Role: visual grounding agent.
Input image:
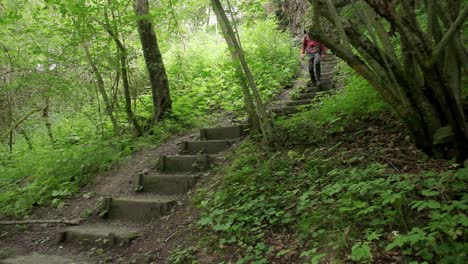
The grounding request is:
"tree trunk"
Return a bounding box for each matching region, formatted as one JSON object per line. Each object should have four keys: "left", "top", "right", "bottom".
{"left": 18, "top": 128, "right": 33, "bottom": 150}
{"left": 211, "top": 0, "right": 275, "bottom": 143}
{"left": 117, "top": 44, "right": 143, "bottom": 137}
{"left": 306, "top": 0, "right": 468, "bottom": 159}
{"left": 43, "top": 97, "right": 55, "bottom": 144}
{"left": 83, "top": 45, "right": 120, "bottom": 134}
{"left": 102, "top": 19, "right": 143, "bottom": 136}
{"left": 133, "top": 0, "right": 172, "bottom": 122}
{"left": 7, "top": 92, "right": 13, "bottom": 153}
{"left": 211, "top": 1, "right": 260, "bottom": 132}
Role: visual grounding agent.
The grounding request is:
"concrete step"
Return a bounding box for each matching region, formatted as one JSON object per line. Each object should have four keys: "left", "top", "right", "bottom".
{"left": 102, "top": 195, "right": 178, "bottom": 222}
{"left": 296, "top": 91, "right": 318, "bottom": 100}
{"left": 180, "top": 140, "right": 235, "bottom": 154}
{"left": 58, "top": 224, "right": 139, "bottom": 247}
{"left": 136, "top": 173, "right": 200, "bottom": 195}
{"left": 272, "top": 106, "right": 301, "bottom": 116}
{"left": 200, "top": 125, "right": 247, "bottom": 140}
{"left": 303, "top": 80, "right": 333, "bottom": 89}
{"left": 286, "top": 99, "right": 312, "bottom": 107}
{"left": 320, "top": 65, "right": 336, "bottom": 70}
{"left": 0, "top": 253, "right": 88, "bottom": 264}
{"left": 157, "top": 155, "right": 213, "bottom": 173}
{"left": 321, "top": 71, "right": 334, "bottom": 76}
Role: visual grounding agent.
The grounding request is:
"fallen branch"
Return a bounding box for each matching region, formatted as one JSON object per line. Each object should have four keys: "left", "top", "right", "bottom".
{"left": 0, "top": 218, "right": 84, "bottom": 225}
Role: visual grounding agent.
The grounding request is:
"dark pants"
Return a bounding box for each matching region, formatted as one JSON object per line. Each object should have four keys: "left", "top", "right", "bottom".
{"left": 307, "top": 52, "right": 321, "bottom": 83}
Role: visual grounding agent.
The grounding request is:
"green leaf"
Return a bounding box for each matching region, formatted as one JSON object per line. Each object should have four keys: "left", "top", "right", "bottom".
{"left": 198, "top": 216, "right": 212, "bottom": 226}
{"left": 350, "top": 242, "right": 372, "bottom": 262}
{"left": 426, "top": 200, "right": 441, "bottom": 209}
{"left": 421, "top": 189, "right": 439, "bottom": 197}
{"left": 213, "top": 222, "right": 231, "bottom": 231}
{"left": 311, "top": 253, "right": 327, "bottom": 264}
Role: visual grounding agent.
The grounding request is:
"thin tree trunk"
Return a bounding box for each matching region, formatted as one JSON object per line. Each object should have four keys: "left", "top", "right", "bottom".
{"left": 7, "top": 92, "right": 13, "bottom": 153}
{"left": 133, "top": 0, "right": 172, "bottom": 122}
{"left": 18, "top": 128, "right": 33, "bottom": 150}
{"left": 211, "top": 0, "right": 275, "bottom": 143}
{"left": 117, "top": 44, "right": 143, "bottom": 136}
{"left": 102, "top": 18, "right": 143, "bottom": 136}
{"left": 43, "top": 97, "right": 55, "bottom": 144}
{"left": 212, "top": 1, "right": 260, "bottom": 131}
{"left": 83, "top": 45, "right": 120, "bottom": 134}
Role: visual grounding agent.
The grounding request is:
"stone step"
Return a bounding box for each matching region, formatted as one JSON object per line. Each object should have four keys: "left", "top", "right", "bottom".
{"left": 322, "top": 59, "right": 337, "bottom": 64}
{"left": 320, "top": 64, "right": 336, "bottom": 70}
{"left": 0, "top": 253, "right": 89, "bottom": 264}
{"left": 303, "top": 80, "right": 333, "bottom": 89}
{"left": 319, "top": 71, "right": 334, "bottom": 77}
{"left": 286, "top": 99, "right": 312, "bottom": 107}
{"left": 157, "top": 155, "right": 213, "bottom": 173}
{"left": 200, "top": 125, "right": 247, "bottom": 140}
{"left": 180, "top": 140, "right": 235, "bottom": 154}
{"left": 102, "top": 195, "right": 178, "bottom": 222}
{"left": 271, "top": 106, "right": 301, "bottom": 116}
{"left": 136, "top": 173, "right": 200, "bottom": 195}
{"left": 57, "top": 224, "right": 139, "bottom": 247}
{"left": 296, "top": 91, "right": 318, "bottom": 100}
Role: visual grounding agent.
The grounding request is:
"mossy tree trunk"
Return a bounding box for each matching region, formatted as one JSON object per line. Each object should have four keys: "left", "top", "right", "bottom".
{"left": 133, "top": 0, "right": 172, "bottom": 122}
{"left": 308, "top": 0, "right": 468, "bottom": 159}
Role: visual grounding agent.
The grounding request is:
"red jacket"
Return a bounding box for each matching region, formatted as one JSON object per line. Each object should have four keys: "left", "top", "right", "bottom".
{"left": 301, "top": 36, "right": 327, "bottom": 55}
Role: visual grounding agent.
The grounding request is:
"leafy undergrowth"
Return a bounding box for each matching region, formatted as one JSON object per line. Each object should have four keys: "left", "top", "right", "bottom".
{"left": 0, "top": 120, "right": 187, "bottom": 217}
{"left": 194, "top": 67, "right": 467, "bottom": 263}
{"left": 0, "top": 19, "right": 298, "bottom": 218}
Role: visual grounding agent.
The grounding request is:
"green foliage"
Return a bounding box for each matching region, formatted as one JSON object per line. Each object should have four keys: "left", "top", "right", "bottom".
{"left": 0, "top": 138, "right": 118, "bottom": 216}
{"left": 0, "top": 118, "right": 186, "bottom": 217}
{"left": 0, "top": 6, "right": 298, "bottom": 217}
{"left": 165, "top": 19, "right": 298, "bottom": 120}
{"left": 196, "top": 139, "right": 467, "bottom": 262}
{"left": 278, "top": 62, "right": 389, "bottom": 144}
{"left": 168, "top": 247, "right": 199, "bottom": 264}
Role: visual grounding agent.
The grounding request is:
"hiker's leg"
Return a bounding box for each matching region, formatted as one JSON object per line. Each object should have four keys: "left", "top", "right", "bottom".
{"left": 308, "top": 55, "right": 316, "bottom": 83}
{"left": 314, "top": 53, "right": 321, "bottom": 84}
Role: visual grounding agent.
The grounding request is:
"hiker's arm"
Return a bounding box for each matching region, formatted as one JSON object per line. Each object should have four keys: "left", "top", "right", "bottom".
{"left": 321, "top": 43, "right": 327, "bottom": 58}
{"left": 301, "top": 38, "right": 306, "bottom": 58}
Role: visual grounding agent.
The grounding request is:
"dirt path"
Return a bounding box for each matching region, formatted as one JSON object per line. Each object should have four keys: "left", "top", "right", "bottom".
{"left": 0, "top": 56, "right": 339, "bottom": 264}
{"left": 0, "top": 126, "right": 246, "bottom": 263}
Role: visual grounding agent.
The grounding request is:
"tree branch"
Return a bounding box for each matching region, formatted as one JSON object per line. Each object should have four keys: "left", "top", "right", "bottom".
{"left": 430, "top": 4, "right": 468, "bottom": 65}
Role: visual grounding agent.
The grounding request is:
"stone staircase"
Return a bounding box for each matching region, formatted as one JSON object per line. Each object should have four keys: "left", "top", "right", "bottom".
{"left": 1, "top": 125, "right": 248, "bottom": 263}
{"left": 57, "top": 125, "right": 247, "bottom": 248}
{"left": 270, "top": 55, "right": 338, "bottom": 116}
{"left": 1, "top": 57, "right": 338, "bottom": 264}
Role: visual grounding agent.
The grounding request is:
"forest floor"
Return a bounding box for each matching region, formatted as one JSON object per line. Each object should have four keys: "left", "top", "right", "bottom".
{"left": 1, "top": 59, "right": 464, "bottom": 264}
{"left": 0, "top": 58, "right": 325, "bottom": 264}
